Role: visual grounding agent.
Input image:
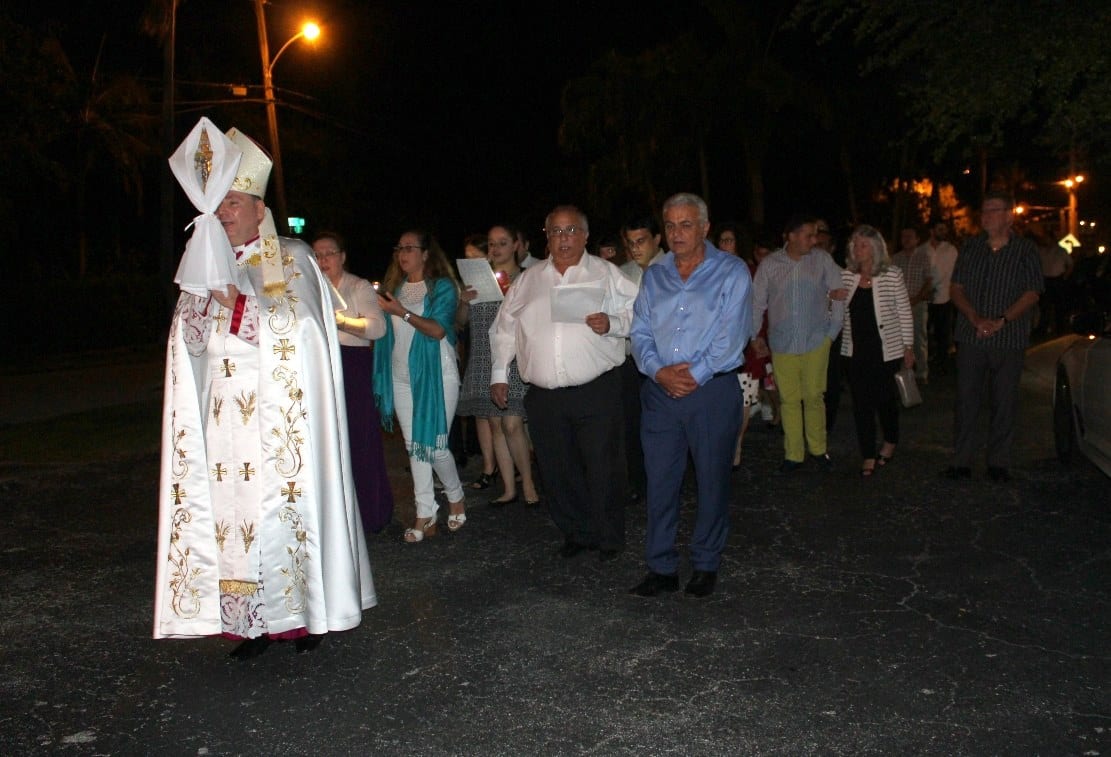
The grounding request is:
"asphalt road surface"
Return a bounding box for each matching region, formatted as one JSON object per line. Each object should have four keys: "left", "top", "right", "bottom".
{"left": 0, "top": 343, "right": 1106, "bottom": 755}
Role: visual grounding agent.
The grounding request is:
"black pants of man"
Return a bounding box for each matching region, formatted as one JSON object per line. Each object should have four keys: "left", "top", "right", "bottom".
{"left": 929, "top": 302, "right": 953, "bottom": 367}
{"left": 953, "top": 344, "right": 1025, "bottom": 469}
{"left": 524, "top": 368, "right": 626, "bottom": 550}
{"left": 620, "top": 359, "right": 647, "bottom": 501}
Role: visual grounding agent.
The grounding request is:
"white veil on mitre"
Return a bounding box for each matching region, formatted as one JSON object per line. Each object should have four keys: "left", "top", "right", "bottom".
{"left": 168, "top": 117, "right": 243, "bottom": 297}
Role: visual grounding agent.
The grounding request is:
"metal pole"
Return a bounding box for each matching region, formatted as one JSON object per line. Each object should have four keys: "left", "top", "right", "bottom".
{"left": 253, "top": 0, "right": 289, "bottom": 234}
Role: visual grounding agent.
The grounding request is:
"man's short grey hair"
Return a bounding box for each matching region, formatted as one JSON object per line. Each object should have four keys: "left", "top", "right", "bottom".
{"left": 662, "top": 193, "right": 709, "bottom": 224}
{"left": 545, "top": 205, "right": 590, "bottom": 234}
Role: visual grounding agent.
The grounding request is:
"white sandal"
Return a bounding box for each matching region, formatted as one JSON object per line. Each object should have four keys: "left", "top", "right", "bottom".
{"left": 447, "top": 500, "right": 467, "bottom": 532}
{"left": 404, "top": 516, "right": 437, "bottom": 543}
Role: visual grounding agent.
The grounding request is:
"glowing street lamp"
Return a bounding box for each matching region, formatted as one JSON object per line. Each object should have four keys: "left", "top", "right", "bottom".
{"left": 1061, "top": 174, "right": 1085, "bottom": 238}
{"left": 254, "top": 1, "right": 321, "bottom": 233}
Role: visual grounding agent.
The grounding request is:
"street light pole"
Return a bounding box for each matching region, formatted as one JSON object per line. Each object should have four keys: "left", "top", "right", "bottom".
{"left": 1063, "top": 175, "right": 1084, "bottom": 239}
{"left": 253, "top": 0, "right": 287, "bottom": 233}
{"left": 252, "top": 3, "right": 320, "bottom": 236}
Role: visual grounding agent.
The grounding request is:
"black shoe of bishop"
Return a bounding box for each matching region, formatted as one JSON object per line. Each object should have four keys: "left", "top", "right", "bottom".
{"left": 295, "top": 634, "right": 324, "bottom": 653}
{"left": 229, "top": 636, "right": 272, "bottom": 660}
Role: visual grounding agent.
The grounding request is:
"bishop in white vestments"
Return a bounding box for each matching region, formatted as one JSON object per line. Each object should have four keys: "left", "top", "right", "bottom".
{"left": 153, "top": 118, "right": 376, "bottom": 658}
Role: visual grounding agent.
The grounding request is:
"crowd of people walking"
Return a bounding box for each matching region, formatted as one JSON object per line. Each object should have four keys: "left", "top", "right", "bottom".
{"left": 154, "top": 117, "right": 1044, "bottom": 658}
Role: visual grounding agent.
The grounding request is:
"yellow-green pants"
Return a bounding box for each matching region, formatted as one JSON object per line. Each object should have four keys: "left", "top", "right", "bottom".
{"left": 771, "top": 338, "right": 830, "bottom": 462}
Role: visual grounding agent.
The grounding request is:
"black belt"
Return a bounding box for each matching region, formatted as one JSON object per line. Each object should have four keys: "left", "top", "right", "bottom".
{"left": 711, "top": 368, "right": 740, "bottom": 379}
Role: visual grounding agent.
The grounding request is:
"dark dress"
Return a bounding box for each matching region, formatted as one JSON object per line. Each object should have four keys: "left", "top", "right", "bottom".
{"left": 341, "top": 345, "right": 395, "bottom": 533}
{"left": 843, "top": 286, "right": 900, "bottom": 458}
{"left": 457, "top": 282, "right": 527, "bottom": 418}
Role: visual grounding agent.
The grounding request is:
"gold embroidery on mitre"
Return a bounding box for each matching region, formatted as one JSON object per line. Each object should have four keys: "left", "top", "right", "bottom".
{"left": 240, "top": 520, "right": 256, "bottom": 554}
{"left": 194, "top": 126, "right": 213, "bottom": 192}
{"left": 234, "top": 390, "right": 257, "bottom": 425}
{"left": 215, "top": 519, "right": 230, "bottom": 551}
{"left": 219, "top": 579, "right": 260, "bottom": 597}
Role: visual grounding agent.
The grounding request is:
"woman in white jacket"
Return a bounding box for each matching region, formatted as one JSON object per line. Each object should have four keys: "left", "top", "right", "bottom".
{"left": 840, "top": 225, "right": 915, "bottom": 476}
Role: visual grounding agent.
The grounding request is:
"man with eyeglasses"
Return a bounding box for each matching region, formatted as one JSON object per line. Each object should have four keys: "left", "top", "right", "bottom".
{"left": 944, "top": 191, "right": 1042, "bottom": 483}
{"left": 490, "top": 205, "right": 639, "bottom": 561}
{"left": 628, "top": 193, "right": 752, "bottom": 599}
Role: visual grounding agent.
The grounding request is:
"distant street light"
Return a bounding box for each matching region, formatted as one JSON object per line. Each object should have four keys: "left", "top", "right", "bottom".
{"left": 253, "top": 0, "right": 321, "bottom": 233}
{"left": 1061, "top": 174, "right": 1085, "bottom": 239}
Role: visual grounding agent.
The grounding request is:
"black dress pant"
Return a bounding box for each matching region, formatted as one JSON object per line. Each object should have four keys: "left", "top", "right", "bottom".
{"left": 524, "top": 368, "right": 626, "bottom": 550}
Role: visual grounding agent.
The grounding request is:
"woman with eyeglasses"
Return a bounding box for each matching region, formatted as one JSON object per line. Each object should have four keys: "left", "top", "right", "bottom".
{"left": 456, "top": 224, "right": 541, "bottom": 508}
{"left": 311, "top": 231, "right": 394, "bottom": 534}
{"left": 373, "top": 230, "right": 467, "bottom": 542}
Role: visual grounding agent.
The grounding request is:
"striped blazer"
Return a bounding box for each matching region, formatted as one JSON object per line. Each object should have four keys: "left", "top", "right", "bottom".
{"left": 839, "top": 268, "right": 914, "bottom": 362}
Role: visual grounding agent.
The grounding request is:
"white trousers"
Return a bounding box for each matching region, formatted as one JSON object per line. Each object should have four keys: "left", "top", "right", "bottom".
{"left": 393, "top": 375, "right": 464, "bottom": 518}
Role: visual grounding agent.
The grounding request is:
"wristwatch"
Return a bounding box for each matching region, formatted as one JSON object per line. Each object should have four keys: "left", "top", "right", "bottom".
{"left": 403, "top": 311, "right": 412, "bottom": 323}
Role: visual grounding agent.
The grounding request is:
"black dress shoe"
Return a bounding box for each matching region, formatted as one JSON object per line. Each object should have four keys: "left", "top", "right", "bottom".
{"left": 987, "top": 466, "right": 1011, "bottom": 482}
{"left": 684, "top": 570, "right": 717, "bottom": 598}
{"left": 598, "top": 547, "right": 623, "bottom": 562}
{"left": 229, "top": 636, "right": 272, "bottom": 660}
{"left": 295, "top": 634, "right": 323, "bottom": 653}
{"left": 942, "top": 466, "right": 972, "bottom": 480}
{"left": 629, "top": 571, "right": 679, "bottom": 597}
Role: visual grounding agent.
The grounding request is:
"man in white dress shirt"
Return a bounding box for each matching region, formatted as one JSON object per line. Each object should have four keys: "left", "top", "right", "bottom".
{"left": 490, "top": 205, "right": 639, "bottom": 560}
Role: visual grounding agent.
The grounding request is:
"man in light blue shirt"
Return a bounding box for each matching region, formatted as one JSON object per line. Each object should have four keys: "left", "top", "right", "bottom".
{"left": 629, "top": 193, "right": 752, "bottom": 599}
{"left": 750, "top": 214, "right": 845, "bottom": 473}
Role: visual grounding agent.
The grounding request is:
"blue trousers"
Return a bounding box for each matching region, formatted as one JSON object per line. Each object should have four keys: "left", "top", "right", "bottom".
{"left": 641, "top": 373, "right": 742, "bottom": 574}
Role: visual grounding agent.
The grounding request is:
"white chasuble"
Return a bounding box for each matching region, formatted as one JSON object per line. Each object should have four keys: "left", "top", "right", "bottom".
{"left": 153, "top": 237, "right": 377, "bottom": 639}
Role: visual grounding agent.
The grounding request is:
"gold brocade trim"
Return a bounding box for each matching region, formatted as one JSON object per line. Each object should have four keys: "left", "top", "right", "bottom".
{"left": 215, "top": 520, "right": 230, "bottom": 552}
{"left": 278, "top": 504, "right": 309, "bottom": 613}
{"left": 270, "top": 366, "right": 305, "bottom": 478}
{"left": 240, "top": 520, "right": 256, "bottom": 554}
{"left": 168, "top": 508, "right": 201, "bottom": 618}
{"left": 220, "top": 579, "right": 260, "bottom": 597}
{"left": 234, "top": 390, "right": 257, "bottom": 425}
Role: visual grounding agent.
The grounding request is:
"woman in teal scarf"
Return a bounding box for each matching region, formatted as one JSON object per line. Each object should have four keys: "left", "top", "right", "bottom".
{"left": 374, "top": 230, "right": 466, "bottom": 542}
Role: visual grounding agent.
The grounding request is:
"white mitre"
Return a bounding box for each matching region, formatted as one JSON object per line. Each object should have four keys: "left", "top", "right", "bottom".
{"left": 168, "top": 117, "right": 242, "bottom": 297}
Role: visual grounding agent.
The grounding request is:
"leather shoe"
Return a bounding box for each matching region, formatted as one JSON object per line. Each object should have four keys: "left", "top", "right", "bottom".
{"left": 987, "top": 466, "right": 1011, "bottom": 482}
{"left": 629, "top": 571, "right": 679, "bottom": 597}
{"left": 598, "top": 547, "right": 622, "bottom": 562}
{"left": 295, "top": 634, "right": 323, "bottom": 653}
{"left": 685, "top": 570, "right": 717, "bottom": 598}
{"left": 942, "top": 466, "right": 971, "bottom": 480}
{"left": 229, "top": 636, "right": 272, "bottom": 660}
{"left": 775, "top": 459, "right": 804, "bottom": 476}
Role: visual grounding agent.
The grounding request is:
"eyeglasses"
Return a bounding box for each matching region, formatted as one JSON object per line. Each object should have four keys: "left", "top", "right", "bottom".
{"left": 544, "top": 226, "right": 583, "bottom": 238}
{"left": 314, "top": 249, "right": 342, "bottom": 260}
{"left": 393, "top": 244, "right": 423, "bottom": 253}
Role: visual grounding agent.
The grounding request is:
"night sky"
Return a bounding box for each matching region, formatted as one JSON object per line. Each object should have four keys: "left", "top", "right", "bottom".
{"left": 8, "top": 0, "right": 1105, "bottom": 280}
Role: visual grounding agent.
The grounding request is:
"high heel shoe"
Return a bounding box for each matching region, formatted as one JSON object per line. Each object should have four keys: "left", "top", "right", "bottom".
{"left": 877, "top": 445, "right": 896, "bottom": 467}
{"left": 468, "top": 467, "right": 498, "bottom": 490}
{"left": 447, "top": 500, "right": 467, "bottom": 531}
{"left": 404, "top": 514, "right": 438, "bottom": 543}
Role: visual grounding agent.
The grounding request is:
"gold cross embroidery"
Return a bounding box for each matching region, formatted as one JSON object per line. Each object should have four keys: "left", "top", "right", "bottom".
{"left": 240, "top": 462, "right": 255, "bottom": 481}
{"left": 221, "top": 358, "right": 236, "bottom": 377}
{"left": 171, "top": 483, "right": 186, "bottom": 505}
{"left": 213, "top": 309, "right": 229, "bottom": 333}
{"left": 282, "top": 481, "right": 302, "bottom": 503}
{"left": 273, "top": 339, "right": 295, "bottom": 360}
{"left": 211, "top": 463, "right": 227, "bottom": 482}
